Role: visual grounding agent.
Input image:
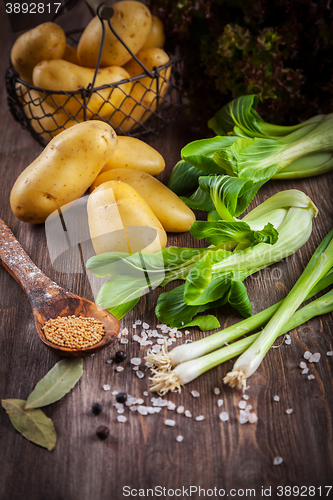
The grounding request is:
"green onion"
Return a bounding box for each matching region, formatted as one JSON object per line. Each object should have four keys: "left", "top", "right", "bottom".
{"left": 149, "top": 287, "right": 333, "bottom": 395}
{"left": 146, "top": 269, "right": 333, "bottom": 371}
{"left": 224, "top": 229, "right": 333, "bottom": 389}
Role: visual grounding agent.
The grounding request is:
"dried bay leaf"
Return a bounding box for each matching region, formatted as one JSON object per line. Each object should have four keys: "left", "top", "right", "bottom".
{"left": 2, "top": 399, "right": 56, "bottom": 451}
{"left": 25, "top": 358, "right": 83, "bottom": 409}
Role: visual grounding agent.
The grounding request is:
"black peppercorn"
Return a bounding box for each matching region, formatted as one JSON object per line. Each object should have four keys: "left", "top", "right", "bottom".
{"left": 115, "top": 350, "right": 127, "bottom": 362}
{"left": 91, "top": 402, "right": 103, "bottom": 415}
{"left": 96, "top": 425, "right": 109, "bottom": 440}
{"left": 116, "top": 392, "right": 127, "bottom": 404}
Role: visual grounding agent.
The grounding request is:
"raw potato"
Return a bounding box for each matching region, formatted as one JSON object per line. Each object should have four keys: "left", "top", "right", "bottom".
{"left": 77, "top": 1, "right": 152, "bottom": 68}
{"left": 62, "top": 44, "right": 79, "bottom": 65}
{"left": 11, "top": 22, "right": 66, "bottom": 84}
{"left": 32, "top": 60, "right": 131, "bottom": 118}
{"left": 16, "top": 85, "right": 78, "bottom": 141}
{"left": 10, "top": 121, "right": 117, "bottom": 224}
{"left": 90, "top": 169, "right": 196, "bottom": 232}
{"left": 123, "top": 47, "right": 170, "bottom": 105}
{"left": 87, "top": 180, "right": 167, "bottom": 254}
{"left": 141, "top": 15, "right": 166, "bottom": 49}
{"left": 100, "top": 136, "right": 165, "bottom": 176}
{"left": 109, "top": 48, "right": 171, "bottom": 132}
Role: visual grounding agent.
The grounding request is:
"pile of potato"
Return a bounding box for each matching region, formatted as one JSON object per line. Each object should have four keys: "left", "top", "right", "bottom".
{"left": 11, "top": 1, "right": 169, "bottom": 139}
{"left": 10, "top": 122, "right": 195, "bottom": 255}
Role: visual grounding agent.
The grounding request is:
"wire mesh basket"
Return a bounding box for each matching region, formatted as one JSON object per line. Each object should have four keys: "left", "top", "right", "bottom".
{"left": 5, "top": 5, "right": 183, "bottom": 146}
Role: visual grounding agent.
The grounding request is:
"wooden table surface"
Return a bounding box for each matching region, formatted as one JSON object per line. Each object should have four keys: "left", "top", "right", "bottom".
{"left": 1, "top": 3, "right": 333, "bottom": 500}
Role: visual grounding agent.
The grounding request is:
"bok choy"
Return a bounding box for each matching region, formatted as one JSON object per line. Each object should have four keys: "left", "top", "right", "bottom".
{"left": 86, "top": 190, "right": 317, "bottom": 328}
{"left": 168, "top": 95, "right": 333, "bottom": 215}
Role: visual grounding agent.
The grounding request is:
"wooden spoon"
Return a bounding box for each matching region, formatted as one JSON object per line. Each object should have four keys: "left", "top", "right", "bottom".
{"left": 0, "top": 219, "right": 119, "bottom": 357}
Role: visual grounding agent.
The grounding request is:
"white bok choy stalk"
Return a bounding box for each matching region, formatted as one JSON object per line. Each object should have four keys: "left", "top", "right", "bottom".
{"left": 145, "top": 269, "right": 333, "bottom": 371}
{"left": 149, "top": 288, "right": 333, "bottom": 395}
{"left": 224, "top": 228, "right": 333, "bottom": 390}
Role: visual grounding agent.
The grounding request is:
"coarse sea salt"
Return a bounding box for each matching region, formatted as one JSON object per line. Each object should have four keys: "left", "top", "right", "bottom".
{"left": 214, "top": 388, "right": 220, "bottom": 395}
{"left": 191, "top": 390, "right": 200, "bottom": 398}
{"left": 131, "top": 357, "right": 141, "bottom": 365}
{"left": 103, "top": 384, "right": 110, "bottom": 391}
{"left": 132, "top": 366, "right": 139, "bottom": 371}
{"left": 302, "top": 367, "right": 309, "bottom": 374}
{"left": 137, "top": 398, "right": 144, "bottom": 405}
{"left": 117, "top": 415, "right": 127, "bottom": 423}
{"left": 195, "top": 415, "right": 205, "bottom": 421}
{"left": 143, "top": 391, "right": 148, "bottom": 396}
{"left": 137, "top": 406, "right": 148, "bottom": 415}
{"left": 248, "top": 413, "right": 258, "bottom": 424}
{"left": 176, "top": 435, "right": 184, "bottom": 442}
{"left": 168, "top": 402, "right": 176, "bottom": 411}
{"left": 238, "top": 401, "right": 247, "bottom": 410}
{"left": 327, "top": 351, "right": 333, "bottom": 356}
{"left": 239, "top": 410, "right": 249, "bottom": 424}
{"left": 273, "top": 395, "right": 280, "bottom": 402}
{"left": 217, "top": 399, "right": 223, "bottom": 407}
{"left": 136, "top": 371, "right": 144, "bottom": 379}
{"left": 286, "top": 408, "right": 293, "bottom": 415}
{"left": 304, "top": 351, "right": 312, "bottom": 360}
{"left": 106, "top": 360, "right": 113, "bottom": 364}
{"left": 219, "top": 412, "right": 229, "bottom": 422}
{"left": 112, "top": 390, "right": 118, "bottom": 395}
{"left": 273, "top": 456, "right": 283, "bottom": 466}
{"left": 242, "top": 394, "right": 249, "bottom": 400}
{"left": 185, "top": 410, "right": 192, "bottom": 418}
{"left": 308, "top": 374, "right": 315, "bottom": 380}
{"left": 142, "top": 322, "right": 150, "bottom": 329}
{"left": 120, "top": 338, "right": 128, "bottom": 344}
{"left": 165, "top": 419, "right": 176, "bottom": 427}
{"left": 299, "top": 361, "right": 307, "bottom": 369}
{"left": 177, "top": 406, "right": 185, "bottom": 414}
{"left": 309, "top": 352, "right": 321, "bottom": 363}
{"left": 116, "top": 366, "right": 124, "bottom": 372}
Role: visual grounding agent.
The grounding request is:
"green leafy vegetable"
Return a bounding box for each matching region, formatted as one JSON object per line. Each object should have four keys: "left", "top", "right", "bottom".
{"left": 190, "top": 220, "right": 278, "bottom": 247}
{"left": 179, "top": 315, "right": 220, "bottom": 331}
{"left": 25, "top": 359, "right": 83, "bottom": 409}
{"left": 167, "top": 160, "right": 203, "bottom": 196}
{"left": 156, "top": 192, "right": 317, "bottom": 326}
{"left": 181, "top": 136, "right": 236, "bottom": 173}
{"left": 198, "top": 175, "right": 266, "bottom": 220}
{"left": 210, "top": 95, "right": 333, "bottom": 183}
{"left": 87, "top": 190, "right": 317, "bottom": 328}
{"left": 2, "top": 399, "right": 56, "bottom": 451}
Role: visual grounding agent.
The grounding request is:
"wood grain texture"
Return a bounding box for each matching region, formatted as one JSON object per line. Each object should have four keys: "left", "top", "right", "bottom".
{"left": 0, "top": 3, "right": 332, "bottom": 500}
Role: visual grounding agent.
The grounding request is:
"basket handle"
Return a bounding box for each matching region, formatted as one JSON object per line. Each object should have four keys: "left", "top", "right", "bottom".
{"left": 85, "top": 0, "right": 155, "bottom": 80}
{"left": 85, "top": 0, "right": 114, "bottom": 19}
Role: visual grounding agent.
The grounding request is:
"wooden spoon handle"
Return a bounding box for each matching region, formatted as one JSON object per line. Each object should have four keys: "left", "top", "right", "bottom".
{"left": 0, "top": 219, "right": 64, "bottom": 300}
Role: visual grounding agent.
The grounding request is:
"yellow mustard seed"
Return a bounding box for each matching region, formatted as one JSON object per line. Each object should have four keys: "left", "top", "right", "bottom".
{"left": 42, "top": 315, "right": 105, "bottom": 349}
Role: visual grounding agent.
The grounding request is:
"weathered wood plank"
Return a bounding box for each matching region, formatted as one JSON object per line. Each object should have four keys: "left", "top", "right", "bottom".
{"left": 0, "top": 3, "right": 332, "bottom": 500}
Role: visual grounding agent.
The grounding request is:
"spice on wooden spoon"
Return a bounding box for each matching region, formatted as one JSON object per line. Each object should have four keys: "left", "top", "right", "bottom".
{"left": 0, "top": 219, "right": 119, "bottom": 356}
